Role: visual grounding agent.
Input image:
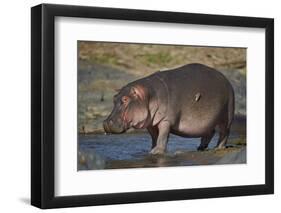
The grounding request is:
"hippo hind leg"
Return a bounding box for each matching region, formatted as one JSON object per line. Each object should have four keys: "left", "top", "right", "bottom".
{"left": 198, "top": 130, "right": 215, "bottom": 151}
{"left": 215, "top": 124, "right": 230, "bottom": 149}
{"left": 216, "top": 89, "right": 234, "bottom": 150}
{"left": 215, "top": 104, "right": 233, "bottom": 149}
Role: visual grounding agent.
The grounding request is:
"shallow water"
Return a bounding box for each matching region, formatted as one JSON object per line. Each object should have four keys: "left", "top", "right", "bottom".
{"left": 78, "top": 132, "right": 240, "bottom": 162}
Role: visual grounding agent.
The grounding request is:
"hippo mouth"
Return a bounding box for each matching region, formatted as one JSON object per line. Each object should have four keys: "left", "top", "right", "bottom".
{"left": 103, "top": 120, "right": 128, "bottom": 134}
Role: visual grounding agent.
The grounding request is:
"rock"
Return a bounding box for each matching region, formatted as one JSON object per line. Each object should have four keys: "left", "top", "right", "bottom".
{"left": 78, "top": 149, "right": 106, "bottom": 170}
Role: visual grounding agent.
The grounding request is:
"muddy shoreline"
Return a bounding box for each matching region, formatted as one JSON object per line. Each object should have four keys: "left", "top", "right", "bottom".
{"left": 105, "top": 146, "right": 246, "bottom": 169}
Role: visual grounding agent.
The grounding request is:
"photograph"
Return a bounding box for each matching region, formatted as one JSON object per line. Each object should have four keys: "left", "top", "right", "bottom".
{"left": 30, "top": 3, "right": 274, "bottom": 209}
{"left": 77, "top": 41, "right": 247, "bottom": 170}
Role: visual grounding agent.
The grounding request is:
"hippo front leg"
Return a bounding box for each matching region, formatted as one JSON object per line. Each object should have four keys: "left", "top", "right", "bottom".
{"left": 150, "top": 121, "right": 170, "bottom": 155}
{"left": 147, "top": 126, "right": 158, "bottom": 149}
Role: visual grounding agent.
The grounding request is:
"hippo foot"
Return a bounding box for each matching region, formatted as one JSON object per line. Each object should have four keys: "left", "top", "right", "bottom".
{"left": 197, "top": 145, "right": 208, "bottom": 151}
{"left": 150, "top": 147, "right": 166, "bottom": 155}
{"left": 214, "top": 145, "right": 226, "bottom": 151}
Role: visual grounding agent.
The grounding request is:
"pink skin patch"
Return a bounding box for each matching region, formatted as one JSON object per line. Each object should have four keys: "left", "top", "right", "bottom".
{"left": 130, "top": 85, "right": 147, "bottom": 101}
{"left": 120, "top": 97, "right": 130, "bottom": 127}
{"left": 113, "top": 85, "right": 149, "bottom": 130}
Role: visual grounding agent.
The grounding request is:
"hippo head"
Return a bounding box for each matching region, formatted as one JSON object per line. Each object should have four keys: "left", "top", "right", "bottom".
{"left": 103, "top": 84, "right": 150, "bottom": 134}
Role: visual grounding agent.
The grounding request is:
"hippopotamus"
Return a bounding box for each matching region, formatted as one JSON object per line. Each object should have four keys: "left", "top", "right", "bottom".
{"left": 103, "top": 63, "right": 235, "bottom": 155}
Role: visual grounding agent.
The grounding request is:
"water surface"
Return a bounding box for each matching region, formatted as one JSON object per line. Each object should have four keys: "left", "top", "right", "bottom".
{"left": 78, "top": 132, "right": 244, "bottom": 170}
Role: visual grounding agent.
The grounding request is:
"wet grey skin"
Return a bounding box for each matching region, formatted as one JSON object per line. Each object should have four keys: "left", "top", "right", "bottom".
{"left": 103, "top": 63, "right": 235, "bottom": 155}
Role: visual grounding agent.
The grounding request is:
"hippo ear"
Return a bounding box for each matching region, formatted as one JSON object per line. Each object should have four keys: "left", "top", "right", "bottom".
{"left": 130, "top": 85, "right": 147, "bottom": 101}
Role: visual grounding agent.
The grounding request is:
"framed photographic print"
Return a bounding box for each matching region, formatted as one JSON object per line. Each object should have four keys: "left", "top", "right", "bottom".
{"left": 31, "top": 3, "right": 274, "bottom": 209}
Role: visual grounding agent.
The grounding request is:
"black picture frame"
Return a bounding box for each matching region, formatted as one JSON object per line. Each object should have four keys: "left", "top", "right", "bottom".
{"left": 31, "top": 3, "right": 274, "bottom": 209}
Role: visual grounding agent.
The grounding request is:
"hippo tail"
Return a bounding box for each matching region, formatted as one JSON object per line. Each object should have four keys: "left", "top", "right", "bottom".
{"left": 227, "top": 85, "right": 235, "bottom": 129}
